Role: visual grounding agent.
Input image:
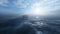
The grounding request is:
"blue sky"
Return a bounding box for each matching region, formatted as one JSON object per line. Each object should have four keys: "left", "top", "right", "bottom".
{"left": 0, "top": 0, "right": 60, "bottom": 15}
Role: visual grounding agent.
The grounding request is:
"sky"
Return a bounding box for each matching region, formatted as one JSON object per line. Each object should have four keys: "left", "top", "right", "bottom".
{"left": 0, "top": 0, "right": 60, "bottom": 16}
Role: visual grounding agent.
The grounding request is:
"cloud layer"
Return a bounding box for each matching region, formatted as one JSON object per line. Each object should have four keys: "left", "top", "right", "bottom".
{"left": 0, "top": 0, "right": 8, "bottom": 6}
{"left": 0, "top": 0, "right": 60, "bottom": 15}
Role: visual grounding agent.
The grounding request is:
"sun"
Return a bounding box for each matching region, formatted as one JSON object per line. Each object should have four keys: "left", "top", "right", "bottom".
{"left": 31, "top": 2, "right": 44, "bottom": 15}
{"left": 32, "top": 8, "right": 41, "bottom": 15}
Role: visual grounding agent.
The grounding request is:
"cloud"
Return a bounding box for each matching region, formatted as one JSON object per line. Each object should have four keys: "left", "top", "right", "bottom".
{"left": 0, "top": 0, "right": 8, "bottom": 6}
{"left": 0, "top": 0, "right": 59, "bottom": 16}
{"left": 40, "top": 0, "right": 60, "bottom": 11}
{"left": 23, "top": 0, "right": 60, "bottom": 12}
{"left": 13, "top": 0, "right": 30, "bottom": 8}
{"left": 26, "top": 0, "right": 60, "bottom": 16}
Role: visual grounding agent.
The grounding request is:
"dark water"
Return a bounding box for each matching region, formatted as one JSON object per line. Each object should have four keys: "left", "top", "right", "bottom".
{"left": 0, "top": 15, "right": 60, "bottom": 34}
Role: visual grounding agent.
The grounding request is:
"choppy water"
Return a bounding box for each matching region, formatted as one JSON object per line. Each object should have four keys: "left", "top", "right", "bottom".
{"left": 0, "top": 15, "right": 60, "bottom": 34}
